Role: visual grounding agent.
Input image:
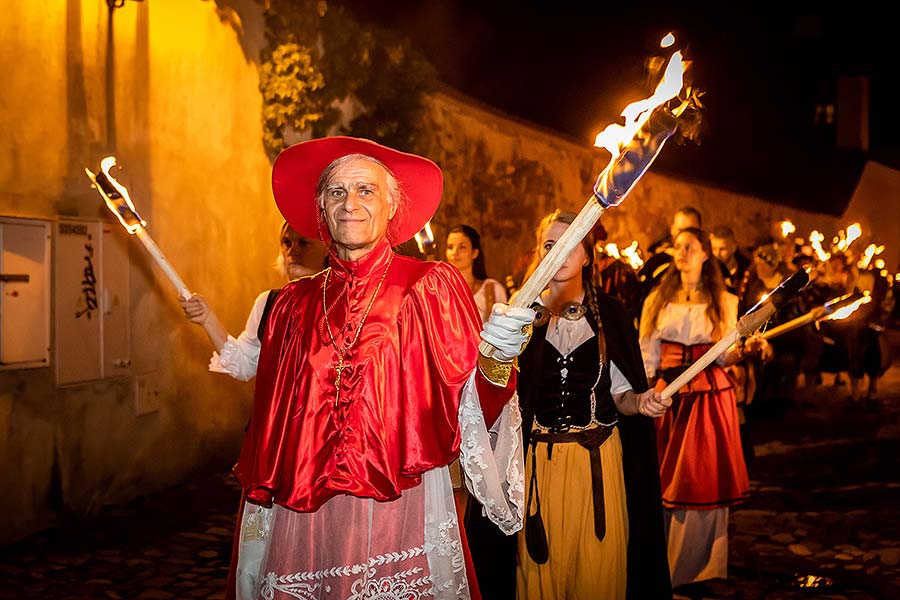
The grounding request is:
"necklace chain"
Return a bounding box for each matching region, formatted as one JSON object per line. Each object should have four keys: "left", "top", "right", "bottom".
{"left": 321, "top": 252, "right": 394, "bottom": 406}
{"left": 683, "top": 282, "right": 703, "bottom": 301}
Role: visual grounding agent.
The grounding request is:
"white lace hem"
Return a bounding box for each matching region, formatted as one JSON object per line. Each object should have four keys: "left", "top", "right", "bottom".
{"left": 235, "top": 469, "right": 470, "bottom": 599}
{"left": 458, "top": 371, "right": 525, "bottom": 535}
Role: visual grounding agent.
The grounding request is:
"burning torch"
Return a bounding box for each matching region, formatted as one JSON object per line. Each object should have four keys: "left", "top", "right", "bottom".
{"left": 85, "top": 157, "right": 192, "bottom": 301}
{"left": 480, "top": 39, "right": 694, "bottom": 357}
{"left": 414, "top": 221, "right": 436, "bottom": 261}
{"left": 760, "top": 292, "right": 872, "bottom": 340}
{"left": 660, "top": 268, "right": 811, "bottom": 400}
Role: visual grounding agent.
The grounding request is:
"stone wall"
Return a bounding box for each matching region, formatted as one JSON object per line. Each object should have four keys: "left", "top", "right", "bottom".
{"left": 420, "top": 88, "right": 841, "bottom": 284}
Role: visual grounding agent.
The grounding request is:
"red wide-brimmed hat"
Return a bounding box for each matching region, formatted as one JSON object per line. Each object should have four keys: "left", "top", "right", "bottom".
{"left": 271, "top": 136, "right": 443, "bottom": 246}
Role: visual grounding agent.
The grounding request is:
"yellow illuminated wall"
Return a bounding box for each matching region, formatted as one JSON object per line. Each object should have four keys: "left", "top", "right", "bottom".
{"left": 0, "top": 0, "right": 281, "bottom": 545}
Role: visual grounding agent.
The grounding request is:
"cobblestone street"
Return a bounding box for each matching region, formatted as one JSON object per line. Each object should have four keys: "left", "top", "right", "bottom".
{"left": 2, "top": 329, "right": 899, "bottom": 600}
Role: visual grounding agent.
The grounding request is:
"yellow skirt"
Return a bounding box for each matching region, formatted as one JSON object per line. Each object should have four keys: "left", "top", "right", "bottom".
{"left": 517, "top": 428, "right": 629, "bottom": 600}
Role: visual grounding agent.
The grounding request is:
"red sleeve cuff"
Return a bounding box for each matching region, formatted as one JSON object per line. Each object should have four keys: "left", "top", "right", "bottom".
{"left": 475, "top": 368, "right": 517, "bottom": 428}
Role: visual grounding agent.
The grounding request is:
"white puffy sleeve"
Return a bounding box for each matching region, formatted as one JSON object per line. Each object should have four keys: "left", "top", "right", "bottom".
{"left": 209, "top": 290, "right": 270, "bottom": 382}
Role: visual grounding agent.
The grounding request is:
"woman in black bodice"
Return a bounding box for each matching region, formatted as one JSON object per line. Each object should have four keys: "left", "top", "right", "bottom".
{"left": 514, "top": 210, "right": 672, "bottom": 600}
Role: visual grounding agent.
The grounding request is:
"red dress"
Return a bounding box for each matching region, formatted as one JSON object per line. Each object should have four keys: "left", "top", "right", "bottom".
{"left": 640, "top": 298, "right": 750, "bottom": 510}
{"left": 228, "top": 240, "right": 521, "bottom": 599}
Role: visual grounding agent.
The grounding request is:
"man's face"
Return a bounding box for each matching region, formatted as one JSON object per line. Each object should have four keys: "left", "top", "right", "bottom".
{"left": 710, "top": 235, "right": 735, "bottom": 263}
{"left": 321, "top": 158, "right": 396, "bottom": 260}
{"left": 670, "top": 211, "right": 700, "bottom": 240}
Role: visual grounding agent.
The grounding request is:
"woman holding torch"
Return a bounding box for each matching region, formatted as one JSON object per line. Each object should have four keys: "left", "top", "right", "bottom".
{"left": 639, "top": 226, "right": 766, "bottom": 589}
{"left": 516, "top": 210, "right": 671, "bottom": 599}
{"left": 180, "top": 222, "right": 326, "bottom": 381}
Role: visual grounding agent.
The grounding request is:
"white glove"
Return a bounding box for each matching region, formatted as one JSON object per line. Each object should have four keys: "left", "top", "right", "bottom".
{"left": 480, "top": 303, "right": 536, "bottom": 362}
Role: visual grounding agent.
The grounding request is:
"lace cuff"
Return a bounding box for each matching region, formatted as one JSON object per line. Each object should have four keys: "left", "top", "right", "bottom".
{"left": 209, "top": 335, "right": 259, "bottom": 382}
{"left": 458, "top": 371, "right": 525, "bottom": 535}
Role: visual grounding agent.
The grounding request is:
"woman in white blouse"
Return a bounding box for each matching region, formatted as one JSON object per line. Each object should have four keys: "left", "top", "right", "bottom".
{"left": 639, "top": 226, "right": 767, "bottom": 590}
{"left": 180, "top": 222, "right": 326, "bottom": 381}
{"left": 445, "top": 224, "right": 508, "bottom": 323}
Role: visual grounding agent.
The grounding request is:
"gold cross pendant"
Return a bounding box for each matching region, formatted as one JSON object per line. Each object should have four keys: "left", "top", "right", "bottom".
{"left": 333, "top": 354, "right": 350, "bottom": 408}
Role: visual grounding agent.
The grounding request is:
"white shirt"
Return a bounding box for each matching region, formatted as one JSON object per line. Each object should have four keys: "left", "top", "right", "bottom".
{"left": 209, "top": 290, "right": 270, "bottom": 382}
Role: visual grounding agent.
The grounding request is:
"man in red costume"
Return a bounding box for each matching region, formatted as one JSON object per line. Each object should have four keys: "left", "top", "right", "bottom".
{"left": 227, "top": 137, "right": 535, "bottom": 599}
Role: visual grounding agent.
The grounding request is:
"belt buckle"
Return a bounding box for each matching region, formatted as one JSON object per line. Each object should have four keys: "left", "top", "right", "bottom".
{"left": 548, "top": 423, "right": 571, "bottom": 435}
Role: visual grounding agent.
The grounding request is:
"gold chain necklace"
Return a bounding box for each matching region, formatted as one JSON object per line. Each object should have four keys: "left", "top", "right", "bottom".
{"left": 321, "top": 251, "right": 394, "bottom": 407}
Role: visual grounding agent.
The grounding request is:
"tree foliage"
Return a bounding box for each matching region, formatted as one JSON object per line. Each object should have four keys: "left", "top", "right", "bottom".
{"left": 259, "top": 0, "right": 438, "bottom": 156}
{"left": 259, "top": 42, "right": 324, "bottom": 154}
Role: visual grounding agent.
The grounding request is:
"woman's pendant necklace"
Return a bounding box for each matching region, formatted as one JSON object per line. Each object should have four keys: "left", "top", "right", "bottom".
{"left": 531, "top": 300, "right": 586, "bottom": 327}
{"left": 321, "top": 252, "right": 394, "bottom": 408}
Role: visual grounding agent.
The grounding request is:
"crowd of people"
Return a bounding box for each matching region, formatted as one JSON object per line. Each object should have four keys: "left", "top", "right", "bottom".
{"left": 182, "top": 136, "right": 896, "bottom": 600}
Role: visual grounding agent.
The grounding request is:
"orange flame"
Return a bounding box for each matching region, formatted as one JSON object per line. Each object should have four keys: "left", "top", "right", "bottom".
{"left": 85, "top": 156, "right": 146, "bottom": 234}
{"left": 621, "top": 240, "right": 644, "bottom": 269}
{"left": 857, "top": 243, "right": 885, "bottom": 269}
{"left": 809, "top": 230, "right": 831, "bottom": 261}
{"left": 604, "top": 243, "right": 622, "bottom": 259}
{"left": 594, "top": 38, "right": 686, "bottom": 158}
{"left": 780, "top": 220, "right": 796, "bottom": 239}
{"left": 414, "top": 221, "right": 434, "bottom": 255}
{"left": 835, "top": 222, "right": 862, "bottom": 252}
{"left": 825, "top": 292, "right": 871, "bottom": 321}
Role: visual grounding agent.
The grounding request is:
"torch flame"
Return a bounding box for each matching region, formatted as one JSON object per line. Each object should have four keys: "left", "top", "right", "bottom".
{"left": 603, "top": 241, "right": 644, "bottom": 270}
{"left": 835, "top": 222, "right": 862, "bottom": 252}
{"left": 594, "top": 40, "right": 686, "bottom": 158}
{"left": 857, "top": 243, "right": 885, "bottom": 269}
{"left": 85, "top": 156, "right": 146, "bottom": 234}
{"left": 660, "top": 32, "right": 675, "bottom": 48}
{"left": 621, "top": 240, "right": 644, "bottom": 269}
{"left": 826, "top": 292, "right": 871, "bottom": 321}
{"left": 780, "top": 220, "right": 796, "bottom": 239}
{"left": 604, "top": 243, "right": 621, "bottom": 259}
{"left": 845, "top": 222, "right": 862, "bottom": 247}
{"left": 414, "top": 221, "right": 434, "bottom": 255}
{"left": 809, "top": 230, "right": 831, "bottom": 261}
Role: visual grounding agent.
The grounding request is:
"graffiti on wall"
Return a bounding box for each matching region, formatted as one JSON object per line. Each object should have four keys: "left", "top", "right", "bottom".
{"left": 75, "top": 241, "right": 98, "bottom": 319}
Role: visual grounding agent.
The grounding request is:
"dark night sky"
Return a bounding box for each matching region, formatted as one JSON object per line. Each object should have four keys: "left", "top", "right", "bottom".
{"left": 338, "top": 2, "right": 897, "bottom": 213}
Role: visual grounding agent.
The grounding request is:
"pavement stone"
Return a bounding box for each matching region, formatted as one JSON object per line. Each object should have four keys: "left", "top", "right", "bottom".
{"left": 1, "top": 327, "right": 899, "bottom": 599}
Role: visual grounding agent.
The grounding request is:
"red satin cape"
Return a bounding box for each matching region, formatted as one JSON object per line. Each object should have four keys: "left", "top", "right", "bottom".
{"left": 233, "top": 240, "right": 511, "bottom": 512}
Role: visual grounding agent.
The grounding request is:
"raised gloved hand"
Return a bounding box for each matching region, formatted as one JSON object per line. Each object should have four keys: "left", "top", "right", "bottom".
{"left": 480, "top": 303, "right": 536, "bottom": 362}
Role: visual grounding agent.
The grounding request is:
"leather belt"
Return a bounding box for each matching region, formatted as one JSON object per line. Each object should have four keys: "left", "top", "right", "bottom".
{"left": 529, "top": 425, "right": 615, "bottom": 543}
